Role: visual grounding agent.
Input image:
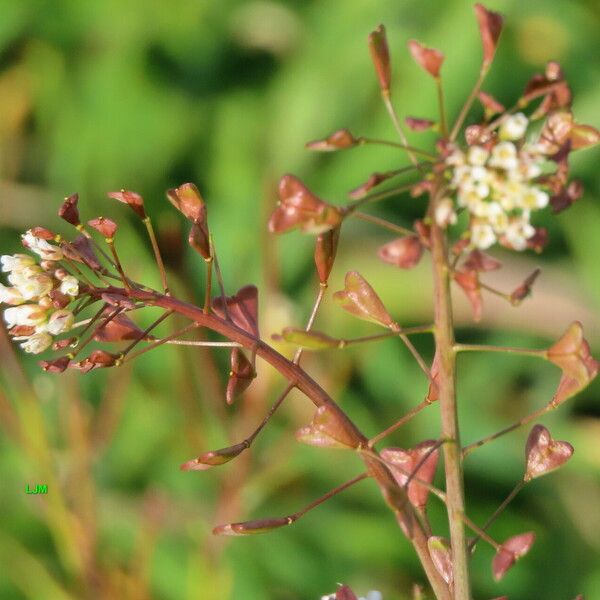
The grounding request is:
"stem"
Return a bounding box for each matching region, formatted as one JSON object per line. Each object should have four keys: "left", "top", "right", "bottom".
{"left": 106, "top": 239, "right": 130, "bottom": 290}
{"left": 346, "top": 183, "right": 416, "bottom": 213}
{"left": 381, "top": 91, "right": 422, "bottom": 170}
{"left": 123, "top": 320, "right": 196, "bottom": 363}
{"left": 450, "top": 66, "right": 488, "bottom": 141}
{"left": 435, "top": 77, "right": 448, "bottom": 138}
{"left": 368, "top": 399, "right": 432, "bottom": 447}
{"left": 99, "top": 284, "right": 450, "bottom": 600}
{"left": 393, "top": 325, "right": 433, "bottom": 382}
{"left": 342, "top": 324, "right": 434, "bottom": 347}
{"left": 358, "top": 137, "right": 437, "bottom": 160}
{"left": 460, "top": 513, "right": 500, "bottom": 552}
{"left": 203, "top": 257, "right": 213, "bottom": 314}
{"left": 143, "top": 216, "right": 169, "bottom": 294}
{"left": 468, "top": 481, "right": 525, "bottom": 553}
{"left": 463, "top": 404, "right": 551, "bottom": 458}
{"left": 455, "top": 343, "right": 547, "bottom": 359}
{"left": 429, "top": 185, "right": 471, "bottom": 599}
{"left": 351, "top": 212, "right": 414, "bottom": 236}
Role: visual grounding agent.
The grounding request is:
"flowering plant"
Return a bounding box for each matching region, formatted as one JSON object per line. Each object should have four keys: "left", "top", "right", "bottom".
{"left": 1, "top": 4, "right": 598, "bottom": 599}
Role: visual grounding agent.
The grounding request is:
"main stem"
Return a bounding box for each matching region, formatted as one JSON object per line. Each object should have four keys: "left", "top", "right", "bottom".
{"left": 430, "top": 192, "right": 471, "bottom": 600}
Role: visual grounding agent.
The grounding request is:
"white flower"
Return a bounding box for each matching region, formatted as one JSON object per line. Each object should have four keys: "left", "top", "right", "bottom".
{"left": 1, "top": 253, "right": 36, "bottom": 272}
{"left": 499, "top": 112, "right": 529, "bottom": 141}
{"left": 471, "top": 222, "right": 496, "bottom": 249}
{"left": 0, "top": 284, "right": 24, "bottom": 305}
{"left": 59, "top": 275, "right": 79, "bottom": 297}
{"left": 489, "top": 142, "right": 519, "bottom": 171}
{"left": 435, "top": 198, "right": 457, "bottom": 228}
{"left": 4, "top": 304, "right": 47, "bottom": 328}
{"left": 469, "top": 165, "right": 488, "bottom": 182}
{"left": 19, "top": 332, "right": 52, "bottom": 354}
{"left": 522, "top": 187, "right": 549, "bottom": 210}
{"left": 504, "top": 219, "right": 536, "bottom": 251}
{"left": 8, "top": 265, "right": 42, "bottom": 287}
{"left": 467, "top": 145, "right": 489, "bottom": 166}
{"left": 46, "top": 309, "right": 75, "bottom": 335}
{"left": 446, "top": 148, "right": 465, "bottom": 167}
{"left": 15, "top": 273, "right": 54, "bottom": 300}
{"left": 21, "top": 231, "right": 63, "bottom": 261}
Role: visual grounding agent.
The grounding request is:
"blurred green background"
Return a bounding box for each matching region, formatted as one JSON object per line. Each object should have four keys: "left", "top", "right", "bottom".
{"left": 0, "top": 0, "right": 599, "bottom": 598}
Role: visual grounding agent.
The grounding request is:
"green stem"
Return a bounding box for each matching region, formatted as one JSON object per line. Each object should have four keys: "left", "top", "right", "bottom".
{"left": 450, "top": 66, "right": 488, "bottom": 141}
{"left": 455, "top": 343, "right": 548, "bottom": 359}
{"left": 351, "top": 211, "right": 414, "bottom": 236}
{"left": 429, "top": 184, "right": 471, "bottom": 599}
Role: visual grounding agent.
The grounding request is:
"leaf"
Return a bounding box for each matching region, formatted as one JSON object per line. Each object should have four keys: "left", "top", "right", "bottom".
{"left": 333, "top": 271, "right": 395, "bottom": 328}
{"left": 378, "top": 236, "right": 423, "bottom": 269}
{"left": 524, "top": 424, "right": 574, "bottom": 481}
{"left": 492, "top": 532, "right": 535, "bottom": 581}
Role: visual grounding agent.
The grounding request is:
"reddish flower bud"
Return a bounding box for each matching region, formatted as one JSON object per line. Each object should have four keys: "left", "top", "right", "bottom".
{"left": 381, "top": 440, "right": 439, "bottom": 508}
{"left": 407, "top": 40, "right": 444, "bottom": 78}
{"left": 213, "top": 516, "right": 293, "bottom": 536}
{"left": 333, "top": 271, "right": 395, "bottom": 329}
{"left": 547, "top": 321, "right": 599, "bottom": 405}
{"left": 348, "top": 172, "right": 394, "bottom": 200}
{"left": 94, "top": 312, "right": 144, "bottom": 342}
{"left": 378, "top": 236, "right": 423, "bottom": 270}
{"left": 9, "top": 325, "right": 36, "bottom": 337}
{"left": 526, "top": 228, "right": 548, "bottom": 253}
{"left": 524, "top": 424, "right": 574, "bottom": 481}
{"left": 40, "top": 356, "right": 71, "bottom": 373}
{"left": 188, "top": 221, "right": 211, "bottom": 260}
{"left": 550, "top": 180, "right": 583, "bottom": 214}
{"left": 334, "top": 585, "right": 359, "bottom": 600}
{"left": 314, "top": 226, "right": 340, "bottom": 284}
{"left": 52, "top": 337, "right": 77, "bottom": 350}
{"left": 510, "top": 269, "right": 540, "bottom": 305}
{"left": 226, "top": 347, "right": 255, "bottom": 405}
{"left": 296, "top": 405, "right": 361, "bottom": 450}
{"left": 465, "top": 124, "right": 494, "bottom": 146}
{"left": 107, "top": 189, "right": 146, "bottom": 219}
{"left": 58, "top": 193, "right": 80, "bottom": 226}
{"left": 405, "top": 116, "right": 435, "bottom": 132}
{"left": 30, "top": 227, "right": 57, "bottom": 241}
{"left": 212, "top": 285, "right": 259, "bottom": 338}
{"left": 180, "top": 441, "right": 248, "bottom": 471}
{"left": 305, "top": 128, "right": 358, "bottom": 151}
{"left": 166, "top": 183, "right": 207, "bottom": 223}
{"left": 88, "top": 217, "right": 117, "bottom": 239}
{"left": 280, "top": 327, "right": 340, "bottom": 350}
{"left": 474, "top": 3, "right": 504, "bottom": 68}
{"left": 269, "top": 175, "right": 342, "bottom": 236}
{"left": 453, "top": 269, "right": 482, "bottom": 322}
{"left": 427, "top": 537, "right": 453, "bottom": 585}
{"left": 75, "top": 350, "right": 120, "bottom": 373}
{"left": 478, "top": 91, "right": 505, "bottom": 118}
{"left": 63, "top": 236, "right": 102, "bottom": 271}
{"left": 462, "top": 249, "right": 502, "bottom": 272}
{"left": 368, "top": 25, "right": 391, "bottom": 92}
{"left": 492, "top": 532, "right": 535, "bottom": 581}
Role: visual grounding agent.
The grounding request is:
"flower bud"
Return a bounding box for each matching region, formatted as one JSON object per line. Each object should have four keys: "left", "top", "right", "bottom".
{"left": 21, "top": 231, "right": 63, "bottom": 261}
{"left": 46, "top": 309, "right": 75, "bottom": 335}
{"left": 0, "top": 284, "right": 24, "bottom": 306}
{"left": 107, "top": 189, "right": 146, "bottom": 219}
{"left": 305, "top": 128, "right": 358, "bottom": 151}
{"left": 19, "top": 332, "right": 52, "bottom": 354}
{"left": 59, "top": 275, "right": 79, "bottom": 297}
{"left": 40, "top": 356, "right": 71, "bottom": 373}
{"left": 368, "top": 25, "right": 391, "bottom": 92}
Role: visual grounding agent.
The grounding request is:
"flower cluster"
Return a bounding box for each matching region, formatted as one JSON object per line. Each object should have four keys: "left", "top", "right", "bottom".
{"left": 1, "top": 230, "right": 79, "bottom": 354}
{"left": 441, "top": 112, "right": 551, "bottom": 251}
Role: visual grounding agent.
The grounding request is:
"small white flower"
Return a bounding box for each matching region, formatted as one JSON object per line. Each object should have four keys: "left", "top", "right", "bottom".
{"left": 499, "top": 112, "right": 529, "bottom": 141}
{"left": 19, "top": 332, "right": 52, "bottom": 354}
{"left": 21, "top": 231, "right": 63, "bottom": 261}
{"left": 8, "top": 265, "right": 42, "bottom": 287}
{"left": 446, "top": 148, "right": 465, "bottom": 167}
{"left": 469, "top": 165, "right": 488, "bottom": 182}
{"left": 471, "top": 222, "right": 496, "bottom": 249}
{"left": 435, "top": 198, "right": 457, "bottom": 228}
{"left": 467, "top": 145, "right": 489, "bottom": 166}
{"left": 46, "top": 309, "right": 75, "bottom": 335}
{"left": 16, "top": 273, "right": 54, "bottom": 301}
{"left": 1, "top": 253, "right": 36, "bottom": 273}
{"left": 489, "top": 141, "right": 519, "bottom": 171}
{"left": 522, "top": 187, "right": 549, "bottom": 210}
{"left": 59, "top": 275, "right": 79, "bottom": 297}
{"left": 0, "top": 284, "right": 25, "bottom": 306}
{"left": 4, "top": 304, "right": 47, "bottom": 328}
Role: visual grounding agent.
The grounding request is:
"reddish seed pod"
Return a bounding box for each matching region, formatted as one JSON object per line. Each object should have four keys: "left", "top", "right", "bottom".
{"left": 407, "top": 40, "right": 444, "bottom": 78}
{"left": 305, "top": 128, "right": 358, "bottom": 151}
{"left": 58, "top": 193, "right": 80, "bottom": 226}
{"left": 368, "top": 25, "right": 391, "bottom": 92}
{"left": 474, "top": 3, "right": 504, "bottom": 68}
{"left": 314, "top": 226, "right": 340, "bottom": 284}
{"left": 107, "top": 189, "right": 146, "bottom": 219}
